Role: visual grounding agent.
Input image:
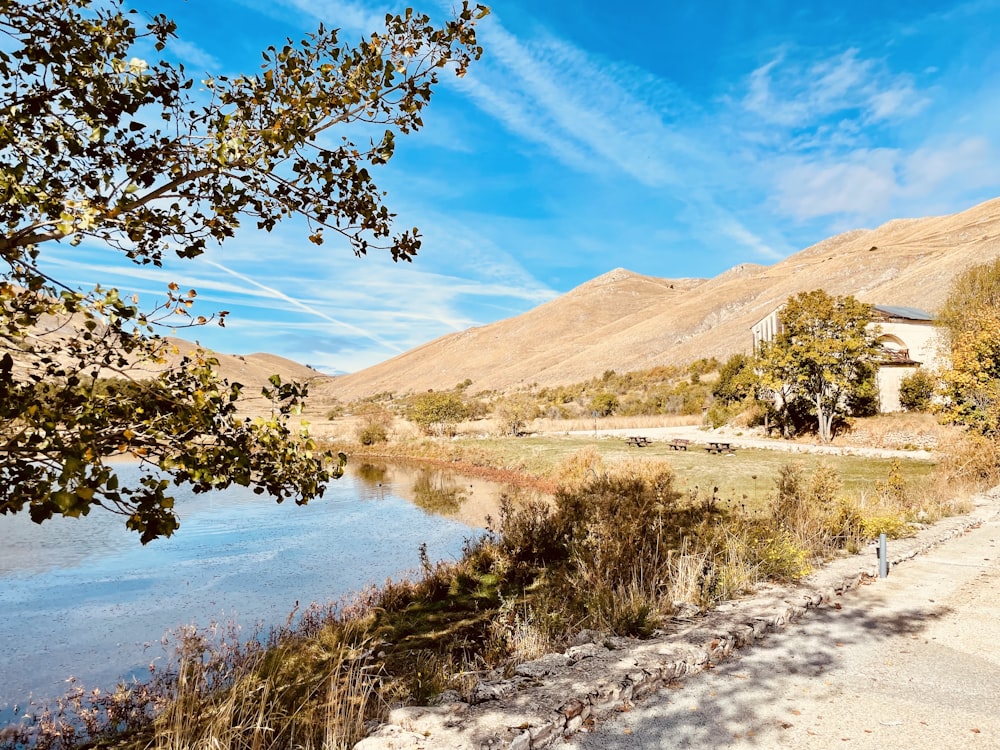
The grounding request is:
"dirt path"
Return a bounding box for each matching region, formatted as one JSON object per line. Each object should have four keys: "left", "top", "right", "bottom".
{"left": 569, "top": 501, "right": 1000, "bottom": 749}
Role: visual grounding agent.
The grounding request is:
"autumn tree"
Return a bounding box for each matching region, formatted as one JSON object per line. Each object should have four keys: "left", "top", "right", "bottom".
{"left": 937, "top": 259, "right": 1000, "bottom": 435}
{"left": 898, "top": 369, "right": 935, "bottom": 412}
{"left": 495, "top": 392, "right": 538, "bottom": 436}
{"left": 756, "top": 290, "right": 879, "bottom": 442}
{"left": 406, "top": 391, "right": 469, "bottom": 436}
{"left": 712, "top": 353, "right": 758, "bottom": 404}
{"left": 0, "top": 0, "right": 487, "bottom": 541}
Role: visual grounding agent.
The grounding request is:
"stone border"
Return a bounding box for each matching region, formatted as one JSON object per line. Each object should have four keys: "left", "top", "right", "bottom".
{"left": 355, "top": 488, "right": 1000, "bottom": 750}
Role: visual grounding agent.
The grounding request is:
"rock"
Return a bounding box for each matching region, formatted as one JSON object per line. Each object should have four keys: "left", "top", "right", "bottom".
{"left": 353, "top": 724, "right": 428, "bottom": 749}
{"left": 473, "top": 680, "right": 519, "bottom": 703}
{"left": 565, "top": 642, "right": 604, "bottom": 662}
{"left": 569, "top": 628, "right": 601, "bottom": 646}
{"left": 429, "top": 690, "right": 465, "bottom": 707}
{"left": 514, "top": 653, "right": 569, "bottom": 678}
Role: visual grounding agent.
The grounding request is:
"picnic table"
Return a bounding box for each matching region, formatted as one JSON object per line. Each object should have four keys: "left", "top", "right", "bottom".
{"left": 625, "top": 435, "right": 651, "bottom": 447}
{"left": 705, "top": 441, "right": 736, "bottom": 454}
{"left": 668, "top": 439, "right": 690, "bottom": 450}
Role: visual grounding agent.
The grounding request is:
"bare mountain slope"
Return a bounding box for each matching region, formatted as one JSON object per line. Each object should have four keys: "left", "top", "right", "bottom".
{"left": 320, "top": 197, "right": 1000, "bottom": 401}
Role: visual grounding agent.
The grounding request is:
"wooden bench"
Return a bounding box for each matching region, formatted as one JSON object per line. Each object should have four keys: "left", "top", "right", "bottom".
{"left": 705, "top": 441, "right": 735, "bottom": 454}
{"left": 668, "top": 439, "right": 690, "bottom": 450}
{"left": 625, "top": 436, "right": 651, "bottom": 447}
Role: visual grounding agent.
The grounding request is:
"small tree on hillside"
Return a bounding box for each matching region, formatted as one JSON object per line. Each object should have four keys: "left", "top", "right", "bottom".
{"left": 354, "top": 403, "right": 394, "bottom": 445}
{"left": 590, "top": 391, "right": 619, "bottom": 417}
{"left": 495, "top": 392, "right": 538, "bottom": 436}
{"left": 757, "top": 290, "right": 879, "bottom": 442}
{"left": 712, "top": 353, "right": 758, "bottom": 404}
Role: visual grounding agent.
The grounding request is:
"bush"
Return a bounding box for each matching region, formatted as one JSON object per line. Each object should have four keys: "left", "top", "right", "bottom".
{"left": 494, "top": 393, "right": 538, "bottom": 436}
{"left": 406, "top": 391, "right": 468, "bottom": 435}
{"left": 704, "top": 401, "right": 733, "bottom": 428}
{"left": 589, "top": 391, "right": 619, "bottom": 417}
{"left": 898, "top": 369, "right": 935, "bottom": 412}
{"left": 712, "top": 353, "right": 756, "bottom": 404}
{"left": 354, "top": 403, "right": 393, "bottom": 445}
{"left": 356, "top": 424, "right": 388, "bottom": 445}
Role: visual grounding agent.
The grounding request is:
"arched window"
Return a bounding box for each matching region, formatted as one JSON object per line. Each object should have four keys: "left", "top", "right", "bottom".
{"left": 877, "top": 334, "right": 910, "bottom": 362}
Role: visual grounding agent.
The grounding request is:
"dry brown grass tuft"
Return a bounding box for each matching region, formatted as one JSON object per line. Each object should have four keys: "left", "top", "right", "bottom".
{"left": 534, "top": 413, "right": 701, "bottom": 433}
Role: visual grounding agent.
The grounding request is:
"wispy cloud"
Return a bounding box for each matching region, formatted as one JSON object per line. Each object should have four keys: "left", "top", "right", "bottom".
{"left": 901, "top": 137, "right": 995, "bottom": 196}
{"left": 743, "top": 48, "right": 929, "bottom": 129}
{"left": 203, "top": 260, "right": 406, "bottom": 353}
{"left": 774, "top": 149, "right": 900, "bottom": 221}
{"left": 261, "top": 0, "right": 386, "bottom": 38}
{"left": 457, "top": 17, "right": 692, "bottom": 188}
{"left": 168, "top": 38, "right": 222, "bottom": 74}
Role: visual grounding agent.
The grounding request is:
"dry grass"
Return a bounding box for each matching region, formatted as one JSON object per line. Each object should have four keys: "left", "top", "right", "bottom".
{"left": 838, "top": 412, "right": 953, "bottom": 450}
{"left": 533, "top": 413, "right": 702, "bottom": 433}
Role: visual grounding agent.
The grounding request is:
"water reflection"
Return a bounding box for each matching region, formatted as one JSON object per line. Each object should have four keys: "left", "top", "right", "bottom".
{"left": 411, "top": 470, "right": 469, "bottom": 515}
{"left": 348, "top": 462, "right": 512, "bottom": 528}
{"left": 0, "top": 460, "right": 513, "bottom": 712}
{"left": 351, "top": 462, "right": 392, "bottom": 502}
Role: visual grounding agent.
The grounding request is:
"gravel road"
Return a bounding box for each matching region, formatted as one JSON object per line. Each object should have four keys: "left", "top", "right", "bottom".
{"left": 569, "top": 510, "right": 1000, "bottom": 749}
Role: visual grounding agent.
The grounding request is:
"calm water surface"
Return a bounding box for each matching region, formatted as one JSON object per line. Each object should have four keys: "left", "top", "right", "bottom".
{"left": 0, "top": 460, "right": 507, "bottom": 711}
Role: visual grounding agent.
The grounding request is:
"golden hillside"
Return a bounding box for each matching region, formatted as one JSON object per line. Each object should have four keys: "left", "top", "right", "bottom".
{"left": 311, "top": 197, "right": 1000, "bottom": 400}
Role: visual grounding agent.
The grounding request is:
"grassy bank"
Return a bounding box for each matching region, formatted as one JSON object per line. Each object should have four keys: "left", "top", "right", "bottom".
{"left": 340, "top": 431, "right": 938, "bottom": 515}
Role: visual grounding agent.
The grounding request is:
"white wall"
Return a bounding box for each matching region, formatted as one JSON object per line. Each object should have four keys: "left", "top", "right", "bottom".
{"left": 874, "top": 321, "right": 945, "bottom": 411}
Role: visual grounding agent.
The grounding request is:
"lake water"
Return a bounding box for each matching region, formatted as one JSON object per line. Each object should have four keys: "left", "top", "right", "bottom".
{"left": 0, "top": 460, "right": 507, "bottom": 712}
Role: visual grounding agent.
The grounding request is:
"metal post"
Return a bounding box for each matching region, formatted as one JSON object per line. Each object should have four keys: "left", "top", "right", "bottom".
{"left": 878, "top": 533, "right": 889, "bottom": 578}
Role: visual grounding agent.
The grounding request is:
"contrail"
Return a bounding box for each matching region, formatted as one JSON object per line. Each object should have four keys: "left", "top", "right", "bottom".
{"left": 203, "top": 259, "right": 405, "bottom": 353}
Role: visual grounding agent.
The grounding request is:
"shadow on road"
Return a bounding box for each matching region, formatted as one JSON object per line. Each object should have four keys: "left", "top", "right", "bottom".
{"left": 579, "top": 597, "right": 950, "bottom": 749}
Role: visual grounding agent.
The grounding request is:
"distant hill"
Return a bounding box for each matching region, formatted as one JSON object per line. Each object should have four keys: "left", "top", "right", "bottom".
{"left": 313, "top": 196, "right": 1000, "bottom": 402}
{"left": 157, "top": 340, "right": 324, "bottom": 413}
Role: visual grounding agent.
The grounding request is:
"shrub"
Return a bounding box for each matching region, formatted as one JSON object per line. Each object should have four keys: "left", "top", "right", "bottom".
{"left": 705, "top": 400, "right": 733, "bottom": 429}
{"left": 589, "top": 391, "right": 619, "bottom": 417}
{"left": 494, "top": 392, "right": 538, "bottom": 436}
{"left": 934, "top": 431, "right": 1000, "bottom": 490}
{"left": 406, "top": 391, "right": 468, "bottom": 436}
{"left": 551, "top": 446, "right": 605, "bottom": 489}
{"left": 356, "top": 424, "right": 388, "bottom": 445}
{"left": 712, "top": 353, "right": 756, "bottom": 404}
{"left": 354, "top": 403, "right": 393, "bottom": 445}
{"left": 898, "top": 369, "right": 935, "bottom": 412}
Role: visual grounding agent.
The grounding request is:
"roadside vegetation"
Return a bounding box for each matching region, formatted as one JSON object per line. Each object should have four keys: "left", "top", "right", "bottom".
{"left": 6, "top": 433, "right": 991, "bottom": 750}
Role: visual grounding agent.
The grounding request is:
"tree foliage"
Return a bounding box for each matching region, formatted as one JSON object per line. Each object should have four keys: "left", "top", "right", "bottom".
{"left": 935, "top": 259, "right": 1000, "bottom": 436}
{"left": 898, "top": 368, "right": 935, "bottom": 412}
{"left": 937, "top": 258, "right": 1000, "bottom": 346}
{"left": 0, "top": 0, "right": 487, "bottom": 540}
{"left": 712, "top": 353, "right": 757, "bottom": 404}
{"left": 756, "top": 290, "right": 879, "bottom": 442}
{"left": 495, "top": 392, "right": 537, "bottom": 437}
{"left": 406, "top": 391, "right": 469, "bottom": 435}
{"left": 589, "top": 391, "right": 619, "bottom": 417}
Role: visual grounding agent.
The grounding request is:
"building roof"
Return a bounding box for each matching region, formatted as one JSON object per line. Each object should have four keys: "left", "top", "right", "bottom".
{"left": 873, "top": 305, "right": 935, "bottom": 321}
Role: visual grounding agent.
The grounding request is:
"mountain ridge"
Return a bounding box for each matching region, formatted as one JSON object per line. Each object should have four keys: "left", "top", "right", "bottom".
{"left": 316, "top": 196, "right": 1000, "bottom": 401}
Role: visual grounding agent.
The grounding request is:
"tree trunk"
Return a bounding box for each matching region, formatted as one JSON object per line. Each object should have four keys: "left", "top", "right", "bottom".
{"left": 816, "top": 399, "right": 833, "bottom": 442}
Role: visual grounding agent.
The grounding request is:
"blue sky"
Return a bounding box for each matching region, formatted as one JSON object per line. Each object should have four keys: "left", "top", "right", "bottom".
{"left": 48, "top": 0, "right": 1000, "bottom": 373}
